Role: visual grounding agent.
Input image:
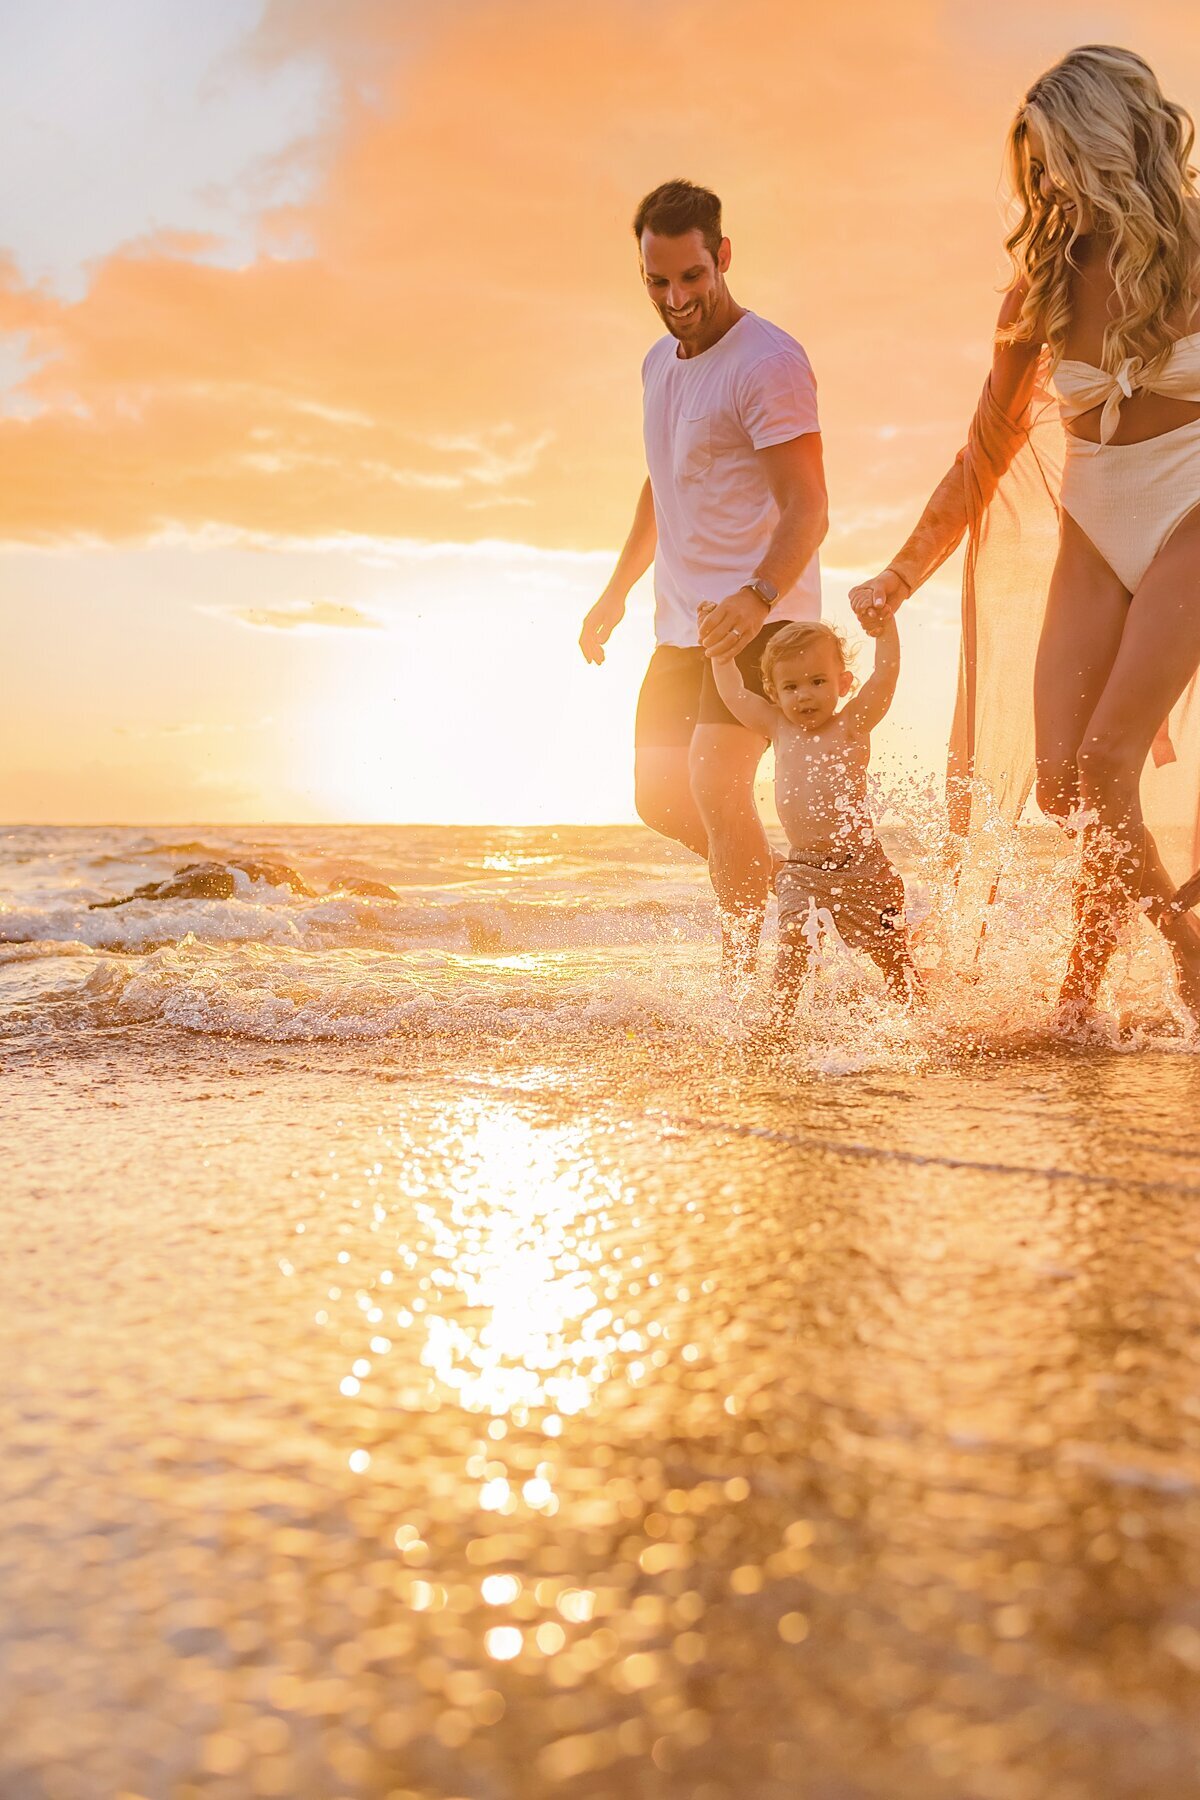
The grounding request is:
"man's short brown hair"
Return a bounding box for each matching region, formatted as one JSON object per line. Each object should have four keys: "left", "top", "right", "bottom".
{"left": 633, "top": 180, "right": 723, "bottom": 263}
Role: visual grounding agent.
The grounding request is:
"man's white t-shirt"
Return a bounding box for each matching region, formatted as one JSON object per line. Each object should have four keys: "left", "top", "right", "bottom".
{"left": 641, "top": 311, "right": 822, "bottom": 648}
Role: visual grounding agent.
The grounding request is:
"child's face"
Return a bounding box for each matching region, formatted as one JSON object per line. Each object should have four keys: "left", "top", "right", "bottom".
{"left": 768, "top": 644, "right": 852, "bottom": 730}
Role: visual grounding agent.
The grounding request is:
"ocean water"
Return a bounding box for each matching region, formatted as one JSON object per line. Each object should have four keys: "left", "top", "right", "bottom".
{"left": 3, "top": 823, "right": 1200, "bottom": 1799}
{"left": 4, "top": 818, "right": 1197, "bottom": 1055}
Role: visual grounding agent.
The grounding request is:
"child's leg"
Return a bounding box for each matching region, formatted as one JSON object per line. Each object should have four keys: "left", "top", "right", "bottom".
{"left": 767, "top": 924, "right": 810, "bottom": 1033}
{"left": 866, "top": 918, "right": 923, "bottom": 1005}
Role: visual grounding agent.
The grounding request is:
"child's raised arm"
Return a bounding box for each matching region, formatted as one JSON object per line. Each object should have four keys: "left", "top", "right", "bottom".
{"left": 700, "top": 612, "right": 778, "bottom": 738}
{"left": 840, "top": 615, "right": 900, "bottom": 737}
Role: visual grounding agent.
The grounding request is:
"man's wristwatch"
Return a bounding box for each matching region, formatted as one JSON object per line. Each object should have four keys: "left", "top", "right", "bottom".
{"left": 741, "top": 577, "right": 779, "bottom": 610}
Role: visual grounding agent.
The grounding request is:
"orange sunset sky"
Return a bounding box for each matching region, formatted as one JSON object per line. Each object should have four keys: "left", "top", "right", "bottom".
{"left": 3, "top": 0, "right": 1198, "bottom": 824}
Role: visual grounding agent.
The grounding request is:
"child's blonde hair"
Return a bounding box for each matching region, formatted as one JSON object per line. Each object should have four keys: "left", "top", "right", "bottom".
{"left": 760, "top": 621, "right": 854, "bottom": 699}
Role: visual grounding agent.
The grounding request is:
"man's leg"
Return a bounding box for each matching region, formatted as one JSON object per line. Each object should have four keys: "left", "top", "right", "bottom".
{"left": 633, "top": 747, "right": 709, "bottom": 857}
{"left": 633, "top": 646, "right": 709, "bottom": 858}
{"left": 688, "top": 720, "right": 773, "bottom": 920}
{"left": 687, "top": 619, "right": 787, "bottom": 970}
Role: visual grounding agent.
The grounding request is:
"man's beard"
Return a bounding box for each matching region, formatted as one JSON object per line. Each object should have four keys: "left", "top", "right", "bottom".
{"left": 659, "top": 293, "right": 712, "bottom": 338}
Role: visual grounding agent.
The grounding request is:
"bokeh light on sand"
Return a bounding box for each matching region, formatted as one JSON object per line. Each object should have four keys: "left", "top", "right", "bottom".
{"left": 4, "top": 1015, "right": 1200, "bottom": 1795}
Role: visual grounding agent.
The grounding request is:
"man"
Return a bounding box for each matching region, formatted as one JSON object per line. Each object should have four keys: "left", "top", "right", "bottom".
{"left": 579, "top": 178, "right": 828, "bottom": 978}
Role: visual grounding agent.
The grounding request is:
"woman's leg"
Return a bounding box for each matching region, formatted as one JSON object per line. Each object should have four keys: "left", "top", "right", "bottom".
{"left": 1033, "top": 510, "right": 1130, "bottom": 824}
{"left": 1068, "top": 502, "right": 1200, "bottom": 1016}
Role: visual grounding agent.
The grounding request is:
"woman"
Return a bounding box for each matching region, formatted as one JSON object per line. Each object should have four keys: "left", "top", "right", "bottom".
{"left": 852, "top": 45, "right": 1200, "bottom": 1027}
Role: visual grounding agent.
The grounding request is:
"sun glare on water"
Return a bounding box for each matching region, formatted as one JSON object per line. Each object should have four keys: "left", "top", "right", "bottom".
{"left": 415, "top": 1110, "right": 624, "bottom": 1422}
{"left": 322, "top": 1100, "right": 654, "bottom": 1483}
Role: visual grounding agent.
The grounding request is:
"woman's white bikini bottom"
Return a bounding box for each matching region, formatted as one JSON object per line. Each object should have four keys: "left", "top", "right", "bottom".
{"left": 1059, "top": 415, "right": 1200, "bottom": 593}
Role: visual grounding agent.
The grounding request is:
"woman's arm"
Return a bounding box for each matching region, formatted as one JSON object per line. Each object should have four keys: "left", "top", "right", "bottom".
{"left": 839, "top": 616, "right": 900, "bottom": 736}
{"left": 850, "top": 287, "right": 1043, "bottom": 625}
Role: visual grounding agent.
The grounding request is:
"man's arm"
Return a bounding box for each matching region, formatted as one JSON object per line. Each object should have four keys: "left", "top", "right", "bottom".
{"left": 752, "top": 433, "right": 830, "bottom": 595}
{"left": 698, "top": 434, "right": 828, "bottom": 660}
{"left": 579, "top": 478, "right": 657, "bottom": 665}
{"left": 840, "top": 615, "right": 901, "bottom": 736}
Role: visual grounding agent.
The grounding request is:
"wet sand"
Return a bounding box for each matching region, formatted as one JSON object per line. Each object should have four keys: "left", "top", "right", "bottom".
{"left": 3, "top": 1034, "right": 1200, "bottom": 1800}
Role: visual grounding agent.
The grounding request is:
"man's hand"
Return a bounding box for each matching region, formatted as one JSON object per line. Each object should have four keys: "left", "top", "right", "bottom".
{"left": 695, "top": 602, "right": 732, "bottom": 663}
{"left": 579, "top": 591, "right": 626, "bottom": 665}
{"left": 698, "top": 588, "right": 769, "bottom": 661}
{"left": 849, "top": 569, "right": 907, "bottom": 638}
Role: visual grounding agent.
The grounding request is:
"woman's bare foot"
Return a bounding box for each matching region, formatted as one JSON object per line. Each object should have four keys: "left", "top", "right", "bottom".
{"left": 1056, "top": 947, "right": 1103, "bottom": 1018}
{"left": 1053, "top": 919, "right": 1107, "bottom": 1032}
{"left": 1058, "top": 885, "right": 1126, "bottom": 1019}
{"left": 1163, "top": 912, "right": 1200, "bottom": 1026}
{"left": 1049, "top": 994, "right": 1098, "bottom": 1040}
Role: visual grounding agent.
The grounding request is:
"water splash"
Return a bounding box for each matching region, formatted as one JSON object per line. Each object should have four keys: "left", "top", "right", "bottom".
{"left": 1, "top": 817, "right": 1195, "bottom": 1066}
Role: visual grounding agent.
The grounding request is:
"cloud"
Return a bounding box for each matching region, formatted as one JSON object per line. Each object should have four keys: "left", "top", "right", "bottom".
{"left": 0, "top": 0, "right": 336, "bottom": 296}
{"left": 423, "top": 428, "right": 556, "bottom": 488}
{"left": 230, "top": 598, "right": 382, "bottom": 631}
{"left": 1, "top": 0, "right": 1197, "bottom": 571}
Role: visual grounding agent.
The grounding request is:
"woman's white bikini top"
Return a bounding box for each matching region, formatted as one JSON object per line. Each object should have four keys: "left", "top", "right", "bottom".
{"left": 1052, "top": 330, "right": 1200, "bottom": 443}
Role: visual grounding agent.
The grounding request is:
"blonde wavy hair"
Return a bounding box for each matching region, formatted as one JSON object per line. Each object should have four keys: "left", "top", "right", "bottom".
{"left": 1000, "top": 45, "right": 1200, "bottom": 376}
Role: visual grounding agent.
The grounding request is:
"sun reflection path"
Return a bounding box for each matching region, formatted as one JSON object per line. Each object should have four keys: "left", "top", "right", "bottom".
{"left": 300, "top": 1095, "right": 754, "bottom": 1741}
{"left": 414, "top": 1106, "right": 638, "bottom": 1425}
{"left": 320, "top": 1099, "right": 659, "bottom": 1492}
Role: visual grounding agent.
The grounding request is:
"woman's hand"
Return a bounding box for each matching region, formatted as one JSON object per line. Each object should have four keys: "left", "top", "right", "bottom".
{"left": 849, "top": 569, "right": 908, "bottom": 638}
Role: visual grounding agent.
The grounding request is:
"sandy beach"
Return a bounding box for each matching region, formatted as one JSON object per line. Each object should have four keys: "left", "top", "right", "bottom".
{"left": 4, "top": 826, "right": 1200, "bottom": 1799}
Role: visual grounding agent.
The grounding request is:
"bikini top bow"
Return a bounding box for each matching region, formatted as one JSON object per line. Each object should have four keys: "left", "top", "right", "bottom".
{"left": 1053, "top": 334, "right": 1200, "bottom": 443}
{"left": 1100, "top": 358, "right": 1141, "bottom": 444}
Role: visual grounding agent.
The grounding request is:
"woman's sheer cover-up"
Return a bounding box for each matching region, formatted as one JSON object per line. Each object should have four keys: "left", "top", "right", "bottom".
{"left": 887, "top": 356, "right": 1200, "bottom": 914}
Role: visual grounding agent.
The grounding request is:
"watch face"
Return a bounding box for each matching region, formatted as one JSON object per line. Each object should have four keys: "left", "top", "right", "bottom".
{"left": 751, "top": 579, "right": 778, "bottom": 603}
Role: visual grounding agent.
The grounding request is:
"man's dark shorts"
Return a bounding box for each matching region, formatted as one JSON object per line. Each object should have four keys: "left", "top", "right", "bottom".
{"left": 634, "top": 619, "right": 794, "bottom": 749}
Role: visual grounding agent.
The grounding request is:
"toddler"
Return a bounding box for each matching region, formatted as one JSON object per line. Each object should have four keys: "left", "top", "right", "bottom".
{"left": 702, "top": 611, "right": 920, "bottom": 1026}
